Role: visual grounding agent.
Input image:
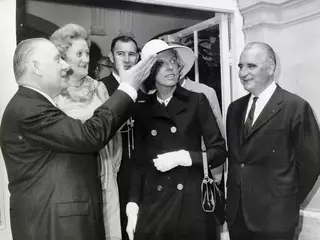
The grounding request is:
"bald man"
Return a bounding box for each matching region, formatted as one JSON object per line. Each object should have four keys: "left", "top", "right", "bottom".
{"left": 226, "top": 42, "right": 320, "bottom": 240}
{"left": 0, "top": 38, "right": 156, "bottom": 240}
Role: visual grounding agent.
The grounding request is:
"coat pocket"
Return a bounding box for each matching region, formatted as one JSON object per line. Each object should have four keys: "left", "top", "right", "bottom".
{"left": 271, "top": 185, "right": 298, "bottom": 198}
{"left": 57, "top": 202, "right": 89, "bottom": 217}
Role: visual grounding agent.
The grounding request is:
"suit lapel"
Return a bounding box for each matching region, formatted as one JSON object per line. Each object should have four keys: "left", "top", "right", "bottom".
{"left": 149, "top": 93, "right": 171, "bottom": 119}
{"left": 102, "top": 74, "right": 119, "bottom": 96}
{"left": 149, "top": 86, "right": 189, "bottom": 120}
{"left": 246, "top": 86, "right": 283, "bottom": 139}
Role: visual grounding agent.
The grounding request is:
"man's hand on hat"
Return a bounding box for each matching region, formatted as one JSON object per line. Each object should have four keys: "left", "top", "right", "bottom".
{"left": 119, "top": 54, "right": 157, "bottom": 91}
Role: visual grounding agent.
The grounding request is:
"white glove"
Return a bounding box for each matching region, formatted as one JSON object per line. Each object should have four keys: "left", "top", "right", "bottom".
{"left": 126, "top": 202, "right": 139, "bottom": 240}
{"left": 153, "top": 150, "right": 192, "bottom": 172}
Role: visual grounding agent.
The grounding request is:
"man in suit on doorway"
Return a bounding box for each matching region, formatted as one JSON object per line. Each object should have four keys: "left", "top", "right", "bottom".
{"left": 100, "top": 35, "right": 140, "bottom": 240}
{"left": 0, "top": 38, "right": 156, "bottom": 240}
{"left": 226, "top": 42, "right": 320, "bottom": 240}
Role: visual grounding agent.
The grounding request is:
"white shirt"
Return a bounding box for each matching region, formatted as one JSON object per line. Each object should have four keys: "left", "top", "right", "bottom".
{"left": 112, "top": 72, "right": 121, "bottom": 84}
{"left": 157, "top": 95, "right": 172, "bottom": 106}
{"left": 22, "top": 85, "right": 57, "bottom": 107}
{"left": 245, "top": 81, "right": 277, "bottom": 125}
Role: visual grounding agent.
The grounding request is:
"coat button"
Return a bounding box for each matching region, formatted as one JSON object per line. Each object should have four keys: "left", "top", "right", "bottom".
{"left": 18, "top": 135, "right": 23, "bottom": 140}
{"left": 151, "top": 129, "right": 157, "bottom": 136}
{"left": 177, "top": 183, "right": 183, "bottom": 190}
{"left": 157, "top": 185, "right": 163, "bottom": 191}
{"left": 240, "top": 163, "right": 244, "bottom": 168}
{"left": 170, "top": 126, "right": 177, "bottom": 133}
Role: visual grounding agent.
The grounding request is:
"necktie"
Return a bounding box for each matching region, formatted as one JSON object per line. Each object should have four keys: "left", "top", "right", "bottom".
{"left": 244, "top": 97, "right": 258, "bottom": 137}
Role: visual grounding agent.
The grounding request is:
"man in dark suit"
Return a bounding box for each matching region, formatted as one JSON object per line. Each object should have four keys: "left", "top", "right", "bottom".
{"left": 0, "top": 38, "right": 156, "bottom": 240}
{"left": 226, "top": 42, "right": 320, "bottom": 240}
{"left": 100, "top": 35, "right": 140, "bottom": 240}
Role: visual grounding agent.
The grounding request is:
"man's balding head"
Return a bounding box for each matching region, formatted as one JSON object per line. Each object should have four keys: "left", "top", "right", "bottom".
{"left": 13, "top": 38, "right": 51, "bottom": 82}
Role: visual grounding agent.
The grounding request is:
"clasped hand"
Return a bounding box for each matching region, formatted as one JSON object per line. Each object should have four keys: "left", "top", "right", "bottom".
{"left": 153, "top": 150, "right": 192, "bottom": 172}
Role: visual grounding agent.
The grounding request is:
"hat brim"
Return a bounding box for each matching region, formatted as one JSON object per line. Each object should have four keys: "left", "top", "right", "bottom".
{"left": 154, "top": 45, "right": 195, "bottom": 80}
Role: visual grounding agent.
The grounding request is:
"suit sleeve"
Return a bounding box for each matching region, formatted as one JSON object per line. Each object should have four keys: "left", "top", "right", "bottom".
{"left": 205, "top": 87, "right": 225, "bottom": 139}
{"left": 20, "top": 90, "right": 133, "bottom": 153}
{"left": 189, "top": 93, "right": 227, "bottom": 167}
{"left": 293, "top": 101, "right": 320, "bottom": 203}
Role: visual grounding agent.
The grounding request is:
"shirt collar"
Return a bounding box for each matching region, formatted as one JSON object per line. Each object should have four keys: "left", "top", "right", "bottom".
{"left": 112, "top": 72, "right": 121, "bottom": 84}
{"left": 157, "top": 95, "right": 173, "bottom": 106}
{"left": 250, "top": 81, "right": 277, "bottom": 103}
{"left": 22, "top": 85, "right": 57, "bottom": 107}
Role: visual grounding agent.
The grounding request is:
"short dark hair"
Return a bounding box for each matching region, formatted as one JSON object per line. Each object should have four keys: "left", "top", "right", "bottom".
{"left": 13, "top": 38, "right": 48, "bottom": 81}
{"left": 110, "top": 35, "right": 139, "bottom": 53}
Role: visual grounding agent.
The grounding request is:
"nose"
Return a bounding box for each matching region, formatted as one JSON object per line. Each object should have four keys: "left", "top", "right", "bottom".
{"left": 61, "top": 59, "right": 70, "bottom": 71}
{"left": 166, "top": 61, "right": 174, "bottom": 70}
{"left": 82, "top": 54, "right": 89, "bottom": 64}
{"left": 239, "top": 66, "right": 248, "bottom": 78}
{"left": 124, "top": 53, "right": 130, "bottom": 62}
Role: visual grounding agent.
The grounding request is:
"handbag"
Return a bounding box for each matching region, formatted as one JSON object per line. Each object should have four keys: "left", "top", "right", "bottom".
{"left": 201, "top": 150, "right": 226, "bottom": 225}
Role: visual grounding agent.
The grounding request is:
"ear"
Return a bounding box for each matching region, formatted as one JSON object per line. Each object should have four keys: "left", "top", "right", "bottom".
{"left": 108, "top": 52, "right": 114, "bottom": 63}
{"left": 31, "top": 60, "right": 42, "bottom": 77}
{"left": 267, "top": 59, "right": 276, "bottom": 76}
{"left": 135, "top": 53, "right": 140, "bottom": 64}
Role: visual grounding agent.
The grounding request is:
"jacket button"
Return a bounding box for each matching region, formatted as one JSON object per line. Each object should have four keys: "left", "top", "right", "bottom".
{"left": 157, "top": 185, "right": 163, "bottom": 191}
{"left": 177, "top": 183, "right": 183, "bottom": 190}
{"left": 151, "top": 129, "right": 157, "bottom": 136}
{"left": 241, "top": 163, "right": 244, "bottom": 168}
{"left": 170, "top": 126, "right": 177, "bottom": 133}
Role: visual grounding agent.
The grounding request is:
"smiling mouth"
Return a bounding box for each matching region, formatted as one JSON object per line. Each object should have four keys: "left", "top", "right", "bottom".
{"left": 166, "top": 74, "right": 175, "bottom": 78}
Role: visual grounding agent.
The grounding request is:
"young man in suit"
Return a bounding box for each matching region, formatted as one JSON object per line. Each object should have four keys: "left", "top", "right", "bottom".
{"left": 99, "top": 35, "right": 140, "bottom": 240}
{"left": 0, "top": 38, "right": 156, "bottom": 240}
{"left": 226, "top": 42, "right": 320, "bottom": 240}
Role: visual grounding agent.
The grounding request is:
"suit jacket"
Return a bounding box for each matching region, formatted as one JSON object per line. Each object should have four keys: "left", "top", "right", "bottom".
{"left": 226, "top": 85, "right": 320, "bottom": 232}
{"left": 129, "top": 86, "right": 226, "bottom": 240}
{"left": 100, "top": 73, "right": 119, "bottom": 96}
{"left": 0, "top": 86, "right": 133, "bottom": 240}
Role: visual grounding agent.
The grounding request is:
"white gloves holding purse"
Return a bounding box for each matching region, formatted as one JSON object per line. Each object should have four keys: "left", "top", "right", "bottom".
{"left": 153, "top": 150, "right": 192, "bottom": 172}
{"left": 126, "top": 202, "right": 139, "bottom": 240}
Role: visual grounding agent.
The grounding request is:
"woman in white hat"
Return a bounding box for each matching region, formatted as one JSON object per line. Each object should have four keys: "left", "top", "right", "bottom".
{"left": 126, "top": 39, "right": 226, "bottom": 240}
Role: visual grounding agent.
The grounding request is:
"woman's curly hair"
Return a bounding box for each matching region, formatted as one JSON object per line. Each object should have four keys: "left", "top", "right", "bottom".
{"left": 50, "top": 23, "right": 91, "bottom": 60}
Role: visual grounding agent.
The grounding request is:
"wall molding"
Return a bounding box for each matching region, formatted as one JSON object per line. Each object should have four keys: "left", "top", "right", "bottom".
{"left": 240, "top": 0, "right": 320, "bottom": 32}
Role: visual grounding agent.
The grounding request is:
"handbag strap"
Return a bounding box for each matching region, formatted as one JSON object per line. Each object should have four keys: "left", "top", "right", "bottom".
{"left": 201, "top": 136, "right": 209, "bottom": 178}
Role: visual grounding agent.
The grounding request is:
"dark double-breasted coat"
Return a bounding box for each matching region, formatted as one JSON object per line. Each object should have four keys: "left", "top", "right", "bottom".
{"left": 226, "top": 85, "right": 320, "bottom": 233}
{"left": 130, "top": 86, "right": 226, "bottom": 240}
{"left": 0, "top": 86, "right": 133, "bottom": 240}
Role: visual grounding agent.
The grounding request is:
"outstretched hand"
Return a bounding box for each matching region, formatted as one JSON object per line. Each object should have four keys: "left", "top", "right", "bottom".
{"left": 119, "top": 53, "right": 157, "bottom": 91}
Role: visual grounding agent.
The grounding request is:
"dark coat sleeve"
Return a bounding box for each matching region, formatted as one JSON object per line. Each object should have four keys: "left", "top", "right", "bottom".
{"left": 292, "top": 101, "right": 320, "bottom": 203}
{"left": 19, "top": 90, "right": 133, "bottom": 153}
{"left": 189, "top": 93, "right": 227, "bottom": 168}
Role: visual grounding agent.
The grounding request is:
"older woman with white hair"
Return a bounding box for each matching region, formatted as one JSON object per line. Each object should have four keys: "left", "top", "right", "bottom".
{"left": 51, "top": 23, "right": 122, "bottom": 240}
{"left": 126, "top": 39, "right": 226, "bottom": 240}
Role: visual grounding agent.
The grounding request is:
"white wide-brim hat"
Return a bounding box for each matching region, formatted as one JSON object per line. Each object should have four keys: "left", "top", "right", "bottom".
{"left": 141, "top": 39, "right": 195, "bottom": 79}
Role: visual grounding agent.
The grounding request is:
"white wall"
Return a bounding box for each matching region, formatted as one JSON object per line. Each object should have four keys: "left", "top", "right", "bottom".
{"left": 27, "top": 1, "right": 203, "bottom": 55}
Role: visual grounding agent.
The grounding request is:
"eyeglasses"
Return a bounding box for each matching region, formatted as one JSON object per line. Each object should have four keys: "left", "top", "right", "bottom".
{"left": 96, "top": 64, "right": 111, "bottom": 72}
